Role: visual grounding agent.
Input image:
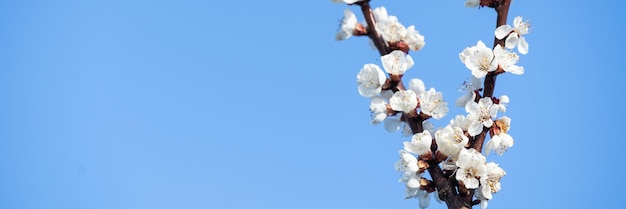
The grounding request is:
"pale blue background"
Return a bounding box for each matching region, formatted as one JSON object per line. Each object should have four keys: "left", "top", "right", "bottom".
{"left": 1, "top": 0, "right": 624, "bottom": 209}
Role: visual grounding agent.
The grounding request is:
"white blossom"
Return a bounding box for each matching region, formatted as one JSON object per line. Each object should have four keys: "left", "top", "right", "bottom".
{"left": 495, "top": 16, "right": 530, "bottom": 54}
{"left": 382, "top": 50, "right": 414, "bottom": 75}
{"left": 372, "top": 6, "right": 391, "bottom": 24}
{"left": 404, "top": 131, "right": 432, "bottom": 156}
{"left": 404, "top": 25, "right": 425, "bottom": 51}
{"left": 409, "top": 78, "right": 426, "bottom": 96}
{"left": 356, "top": 64, "right": 387, "bottom": 97}
{"left": 435, "top": 125, "right": 469, "bottom": 158}
{"left": 485, "top": 116, "right": 514, "bottom": 155}
{"left": 455, "top": 148, "right": 487, "bottom": 189}
{"left": 465, "top": 97, "right": 499, "bottom": 136}
{"left": 460, "top": 41, "right": 497, "bottom": 78}
{"left": 375, "top": 11, "right": 406, "bottom": 43}
{"left": 450, "top": 114, "right": 472, "bottom": 132}
{"left": 419, "top": 88, "right": 449, "bottom": 120}
{"left": 395, "top": 150, "right": 419, "bottom": 182}
{"left": 493, "top": 45, "right": 524, "bottom": 75}
{"left": 336, "top": 9, "right": 358, "bottom": 41}
{"left": 390, "top": 90, "right": 418, "bottom": 113}
{"left": 485, "top": 133, "right": 514, "bottom": 156}
{"left": 479, "top": 162, "right": 506, "bottom": 200}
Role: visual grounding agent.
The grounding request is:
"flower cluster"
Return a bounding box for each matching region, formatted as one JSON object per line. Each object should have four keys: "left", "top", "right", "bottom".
{"left": 333, "top": 1, "right": 530, "bottom": 208}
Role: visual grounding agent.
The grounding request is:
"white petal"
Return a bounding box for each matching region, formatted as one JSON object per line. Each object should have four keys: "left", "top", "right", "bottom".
{"left": 505, "top": 34, "right": 518, "bottom": 49}
{"left": 406, "top": 178, "right": 421, "bottom": 189}
{"left": 494, "top": 25, "right": 512, "bottom": 39}
{"left": 409, "top": 78, "right": 426, "bottom": 95}
{"left": 505, "top": 65, "right": 524, "bottom": 75}
{"left": 513, "top": 16, "right": 523, "bottom": 28}
{"left": 518, "top": 36, "right": 529, "bottom": 55}
{"left": 468, "top": 121, "right": 483, "bottom": 136}
{"left": 481, "top": 184, "right": 493, "bottom": 200}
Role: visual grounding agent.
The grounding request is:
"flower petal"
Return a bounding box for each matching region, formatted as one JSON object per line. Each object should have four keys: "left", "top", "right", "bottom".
{"left": 494, "top": 25, "right": 512, "bottom": 39}
{"left": 518, "top": 36, "right": 529, "bottom": 55}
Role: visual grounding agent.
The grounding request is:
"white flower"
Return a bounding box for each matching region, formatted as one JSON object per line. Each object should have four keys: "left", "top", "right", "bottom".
{"left": 485, "top": 116, "right": 514, "bottom": 155}
{"left": 404, "top": 131, "right": 432, "bottom": 156}
{"left": 336, "top": 9, "right": 358, "bottom": 41}
{"left": 460, "top": 41, "right": 497, "bottom": 78}
{"left": 455, "top": 76, "right": 483, "bottom": 107}
{"left": 372, "top": 6, "right": 391, "bottom": 23}
{"left": 495, "top": 16, "right": 530, "bottom": 54}
{"left": 450, "top": 114, "right": 472, "bottom": 132}
{"left": 395, "top": 150, "right": 419, "bottom": 182}
{"left": 465, "top": 0, "right": 480, "bottom": 7}
{"left": 356, "top": 64, "right": 387, "bottom": 97}
{"left": 493, "top": 45, "right": 524, "bottom": 75}
{"left": 497, "top": 95, "right": 509, "bottom": 113}
{"left": 435, "top": 125, "right": 469, "bottom": 158}
{"left": 331, "top": 0, "right": 361, "bottom": 4}
{"left": 485, "top": 133, "right": 514, "bottom": 156}
{"left": 369, "top": 96, "right": 388, "bottom": 125}
{"left": 374, "top": 11, "right": 406, "bottom": 43}
{"left": 419, "top": 88, "right": 448, "bottom": 120}
{"left": 479, "top": 162, "right": 506, "bottom": 200}
{"left": 409, "top": 78, "right": 426, "bottom": 96}
{"left": 382, "top": 50, "right": 414, "bottom": 75}
{"left": 390, "top": 90, "right": 418, "bottom": 113}
{"left": 404, "top": 25, "right": 425, "bottom": 51}
{"left": 465, "top": 97, "right": 499, "bottom": 136}
{"left": 455, "top": 148, "right": 487, "bottom": 189}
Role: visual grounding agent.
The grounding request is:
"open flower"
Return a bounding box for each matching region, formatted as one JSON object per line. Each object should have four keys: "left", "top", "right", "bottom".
{"left": 435, "top": 125, "right": 469, "bottom": 158}
{"left": 382, "top": 50, "right": 414, "bottom": 75}
{"left": 390, "top": 90, "right": 418, "bottom": 113}
{"left": 404, "top": 131, "right": 432, "bottom": 156}
{"left": 455, "top": 148, "right": 487, "bottom": 189}
{"left": 493, "top": 45, "right": 524, "bottom": 75}
{"left": 465, "top": 97, "right": 499, "bottom": 136}
{"left": 419, "top": 88, "right": 448, "bottom": 120}
{"left": 495, "top": 16, "right": 530, "bottom": 54}
{"left": 460, "top": 41, "right": 497, "bottom": 78}
{"left": 356, "top": 64, "right": 387, "bottom": 97}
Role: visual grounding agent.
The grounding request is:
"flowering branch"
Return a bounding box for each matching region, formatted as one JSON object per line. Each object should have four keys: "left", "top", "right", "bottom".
{"left": 332, "top": 0, "right": 530, "bottom": 208}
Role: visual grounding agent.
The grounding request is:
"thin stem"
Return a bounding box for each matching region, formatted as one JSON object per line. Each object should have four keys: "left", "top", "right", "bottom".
{"left": 358, "top": 1, "right": 389, "bottom": 56}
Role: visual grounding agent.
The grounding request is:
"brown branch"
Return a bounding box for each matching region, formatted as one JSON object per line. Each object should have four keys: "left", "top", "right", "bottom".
{"left": 357, "top": 1, "right": 389, "bottom": 56}
{"left": 351, "top": 1, "right": 512, "bottom": 208}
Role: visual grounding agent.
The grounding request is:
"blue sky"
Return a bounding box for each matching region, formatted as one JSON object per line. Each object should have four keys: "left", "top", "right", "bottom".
{"left": 1, "top": 0, "right": 625, "bottom": 209}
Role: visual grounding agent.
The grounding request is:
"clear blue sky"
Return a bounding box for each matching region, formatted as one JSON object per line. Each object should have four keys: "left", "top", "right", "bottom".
{"left": 1, "top": 0, "right": 624, "bottom": 209}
